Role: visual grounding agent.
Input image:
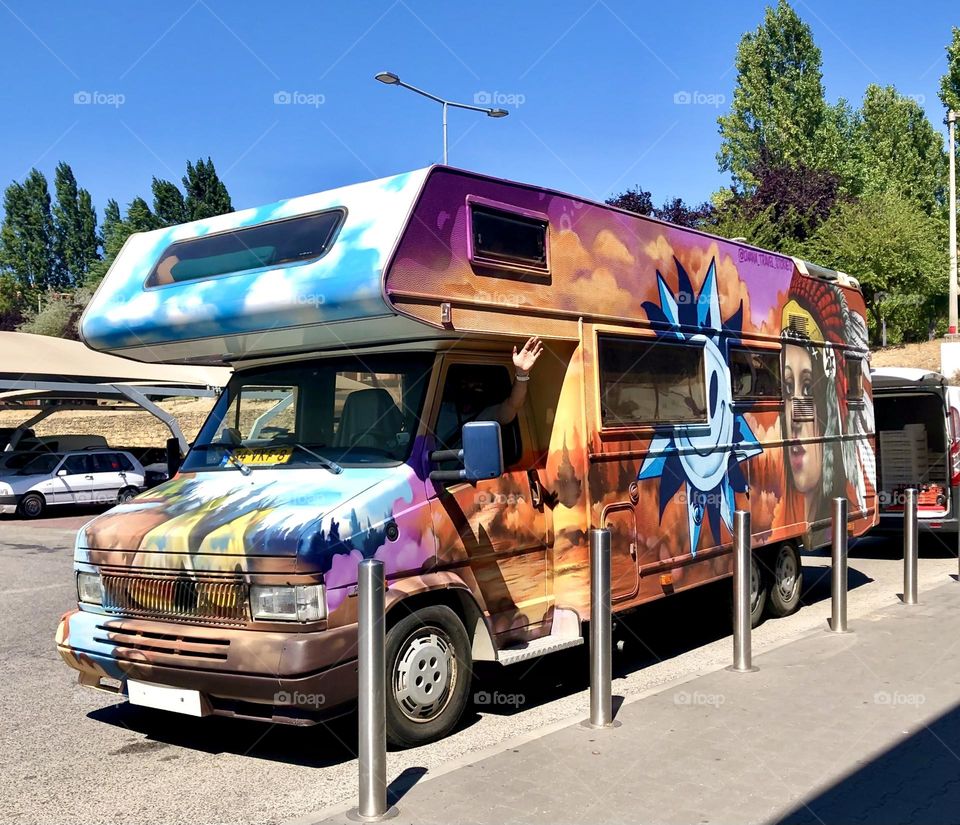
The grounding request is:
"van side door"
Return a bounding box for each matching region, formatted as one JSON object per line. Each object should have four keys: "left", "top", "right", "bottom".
{"left": 427, "top": 355, "right": 551, "bottom": 640}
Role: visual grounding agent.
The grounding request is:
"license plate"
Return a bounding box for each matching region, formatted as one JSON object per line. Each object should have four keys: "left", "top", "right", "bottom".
{"left": 127, "top": 679, "right": 205, "bottom": 717}
{"left": 232, "top": 447, "right": 293, "bottom": 466}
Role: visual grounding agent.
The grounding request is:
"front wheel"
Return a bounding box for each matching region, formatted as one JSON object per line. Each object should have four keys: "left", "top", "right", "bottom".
{"left": 385, "top": 604, "right": 472, "bottom": 749}
{"left": 765, "top": 543, "right": 802, "bottom": 617}
{"left": 18, "top": 492, "right": 45, "bottom": 519}
{"left": 750, "top": 552, "right": 768, "bottom": 628}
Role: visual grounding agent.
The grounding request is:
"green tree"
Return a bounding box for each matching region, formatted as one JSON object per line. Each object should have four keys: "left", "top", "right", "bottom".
{"left": 940, "top": 26, "right": 960, "bottom": 113}
{"left": 53, "top": 162, "right": 100, "bottom": 285}
{"left": 801, "top": 191, "right": 947, "bottom": 342}
{"left": 717, "top": 0, "right": 834, "bottom": 189}
{"left": 856, "top": 84, "right": 946, "bottom": 214}
{"left": 183, "top": 157, "right": 232, "bottom": 220}
{"left": 0, "top": 169, "right": 59, "bottom": 295}
{"left": 125, "top": 197, "right": 160, "bottom": 233}
{"left": 100, "top": 198, "right": 122, "bottom": 249}
{"left": 151, "top": 177, "right": 187, "bottom": 226}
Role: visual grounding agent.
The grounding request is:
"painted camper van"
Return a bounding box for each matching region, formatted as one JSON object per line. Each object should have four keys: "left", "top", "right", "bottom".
{"left": 57, "top": 166, "right": 877, "bottom": 746}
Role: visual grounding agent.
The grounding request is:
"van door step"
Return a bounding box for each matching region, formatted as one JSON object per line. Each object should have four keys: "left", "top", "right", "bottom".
{"left": 496, "top": 635, "right": 583, "bottom": 666}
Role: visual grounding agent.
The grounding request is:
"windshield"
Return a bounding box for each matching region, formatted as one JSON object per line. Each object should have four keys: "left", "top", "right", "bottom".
{"left": 17, "top": 453, "right": 62, "bottom": 475}
{"left": 183, "top": 353, "right": 434, "bottom": 472}
{"left": 1, "top": 453, "right": 39, "bottom": 470}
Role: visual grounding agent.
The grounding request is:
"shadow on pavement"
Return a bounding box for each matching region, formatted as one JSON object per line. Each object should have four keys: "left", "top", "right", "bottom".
{"left": 775, "top": 701, "right": 960, "bottom": 824}
{"left": 88, "top": 702, "right": 362, "bottom": 768}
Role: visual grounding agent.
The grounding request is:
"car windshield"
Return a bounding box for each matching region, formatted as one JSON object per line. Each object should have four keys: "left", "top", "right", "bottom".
{"left": 17, "top": 453, "right": 62, "bottom": 475}
{"left": 182, "top": 353, "right": 434, "bottom": 472}
{"left": 1, "top": 453, "right": 38, "bottom": 470}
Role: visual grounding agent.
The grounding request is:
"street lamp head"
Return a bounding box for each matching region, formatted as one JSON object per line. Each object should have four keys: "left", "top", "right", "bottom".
{"left": 486, "top": 108, "right": 509, "bottom": 118}
{"left": 375, "top": 71, "right": 400, "bottom": 85}
{"left": 948, "top": 110, "right": 958, "bottom": 124}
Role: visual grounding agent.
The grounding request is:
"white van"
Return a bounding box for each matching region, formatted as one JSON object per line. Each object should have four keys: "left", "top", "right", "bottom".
{"left": 872, "top": 367, "right": 960, "bottom": 535}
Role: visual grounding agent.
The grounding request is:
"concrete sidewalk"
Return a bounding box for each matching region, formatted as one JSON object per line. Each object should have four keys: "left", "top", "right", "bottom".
{"left": 317, "top": 580, "right": 960, "bottom": 825}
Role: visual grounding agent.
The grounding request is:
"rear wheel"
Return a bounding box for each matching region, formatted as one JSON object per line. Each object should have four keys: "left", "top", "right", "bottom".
{"left": 750, "top": 553, "right": 767, "bottom": 628}
{"left": 385, "top": 604, "right": 472, "bottom": 749}
{"left": 766, "top": 543, "right": 802, "bottom": 617}
{"left": 117, "top": 487, "right": 139, "bottom": 504}
{"left": 18, "top": 492, "right": 45, "bottom": 519}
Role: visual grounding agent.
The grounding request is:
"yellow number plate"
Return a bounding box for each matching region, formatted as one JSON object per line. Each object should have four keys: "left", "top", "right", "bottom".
{"left": 233, "top": 447, "right": 294, "bottom": 466}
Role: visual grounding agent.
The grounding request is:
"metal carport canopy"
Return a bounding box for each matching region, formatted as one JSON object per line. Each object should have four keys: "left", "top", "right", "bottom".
{"left": 0, "top": 331, "right": 231, "bottom": 452}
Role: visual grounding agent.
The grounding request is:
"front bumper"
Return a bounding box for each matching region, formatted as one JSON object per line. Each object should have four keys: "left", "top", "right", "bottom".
{"left": 56, "top": 609, "right": 359, "bottom": 724}
{"left": 0, "top": 494, "right": 19, "bottom": 514}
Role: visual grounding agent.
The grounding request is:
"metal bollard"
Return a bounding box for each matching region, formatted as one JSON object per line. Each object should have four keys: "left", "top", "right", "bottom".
{"left": 588, "top": 527, "right": 614, "bottom": 728}
{"left": 829, "top": 497, "right": 850, "bottom": 633}
{"left": 729, "top": 510, "right": 757, "bottom": 672}
{"left": 349, "top": 559, "right": 397, "bottom": 822}
{"left": 903, "top": 487, "right": 919, "bottom": 605}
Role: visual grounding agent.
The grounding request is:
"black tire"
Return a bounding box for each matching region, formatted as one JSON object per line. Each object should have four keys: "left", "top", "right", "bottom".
{"left": 18, "top": 492, "right": 45, "bottom": 519}
{"left": 750, "top": 552, "right": 768, "bottom": 628}
{"left": 384, "top": 604, "right": 472, "bottom": 749}
{"left": 117, "top": 487, "right": 139, "bottom": 504}
{"left": 765, "top": 542, "right": 803, "bottom": 618}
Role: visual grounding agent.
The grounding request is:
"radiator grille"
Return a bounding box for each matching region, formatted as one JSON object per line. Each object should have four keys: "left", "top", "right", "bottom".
{"left": 101, "top": 574, "right": 248, "bottom": 624}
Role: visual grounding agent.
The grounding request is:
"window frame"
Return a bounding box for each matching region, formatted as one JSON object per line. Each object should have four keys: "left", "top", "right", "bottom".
{"left": 729, "top": 343, "right": 783, "bottom": 406}
{"left": 596, "top": 332, "right": 710, "bottom": 432}
{"left": 466, "top": 195, "right": 550, "bottom": 278}
{"left": 429, "top": 354, "right": 529, "bottom": 472}
{"left": 844, "top": 353, "right": 865, "bottom": 408}
{"left": 143, "top": 207, "right": 347, "bottom": 290}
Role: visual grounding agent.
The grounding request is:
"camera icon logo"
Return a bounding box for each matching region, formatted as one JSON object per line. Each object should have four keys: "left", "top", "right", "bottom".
{"left": 274, "top": 91, "right": 292, "bottom": 105}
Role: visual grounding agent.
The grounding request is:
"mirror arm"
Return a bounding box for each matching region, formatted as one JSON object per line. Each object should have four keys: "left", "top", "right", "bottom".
{"left": 428, "top": 468, "right": 468, "bottom": 483}
{"left": 429, "top": 448, "right": 463, "bottom": 463}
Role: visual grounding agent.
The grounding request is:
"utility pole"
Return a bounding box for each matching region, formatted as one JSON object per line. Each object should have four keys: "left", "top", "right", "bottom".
{"left": 950, "top": 110, "right": 958, "bottom": 335}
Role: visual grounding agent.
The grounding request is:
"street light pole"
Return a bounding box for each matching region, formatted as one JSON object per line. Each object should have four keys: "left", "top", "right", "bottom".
{"left": 950, "top": 110, "right": 958, "bottom": 335}
{"left": 374, "top": 71, "right": 508, "bottom": 164}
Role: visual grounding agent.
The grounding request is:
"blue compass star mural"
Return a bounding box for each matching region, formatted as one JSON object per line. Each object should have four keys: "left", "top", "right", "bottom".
{"left": 638, "top": 257, "right": 762, "bottom": 556}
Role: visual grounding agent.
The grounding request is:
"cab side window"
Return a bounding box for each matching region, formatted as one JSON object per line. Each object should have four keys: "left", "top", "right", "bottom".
{"left": 434, "top": 363, "right": 522, "bottom": 467}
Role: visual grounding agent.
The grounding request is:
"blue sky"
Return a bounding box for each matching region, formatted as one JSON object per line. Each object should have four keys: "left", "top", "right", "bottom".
{"left": 0, "top": 0, "right": 956, "bottom": 220}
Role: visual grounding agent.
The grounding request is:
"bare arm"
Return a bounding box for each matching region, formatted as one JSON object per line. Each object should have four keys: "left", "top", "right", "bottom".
{"left": 495, "top": 336, "right": 543, "bottom": 425}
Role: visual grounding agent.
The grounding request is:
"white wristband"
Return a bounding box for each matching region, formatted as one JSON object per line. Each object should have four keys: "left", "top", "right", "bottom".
{"left": 515, "top": 373, "right": 530, "bottom": 383}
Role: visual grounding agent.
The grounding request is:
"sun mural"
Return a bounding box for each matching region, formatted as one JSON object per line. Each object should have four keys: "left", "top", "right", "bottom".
{"left": 637, "top": 257, "right": 762, "bottom": 556}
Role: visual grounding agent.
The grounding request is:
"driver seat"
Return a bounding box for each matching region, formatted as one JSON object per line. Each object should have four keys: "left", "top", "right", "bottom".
{"left": 334, "top": 388, "right": 405, "bottom": 450}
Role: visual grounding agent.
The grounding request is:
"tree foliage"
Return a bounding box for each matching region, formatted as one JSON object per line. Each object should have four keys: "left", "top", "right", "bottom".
{"left": 183, "top": 157, "right": 232, "bottom": 220}
{"left": 53, "top": 162, "right": 99, "bottom": 285}
{"left": 717, "top": 0, "right": 836, "bottom": 189}
{"left": 0, "top": 169, "right": 59, "bottom": 295}
{"left": 152, "top": 177, "right": 188, "bottom": 226}
{"left": 857, "top": 85, "right": 946, "bottom": 213}
{"left": 800, "top": 192, "right": 947, "bottom": 342}
{"left": 940, "top": 26, "right": 960, "bottom": 113}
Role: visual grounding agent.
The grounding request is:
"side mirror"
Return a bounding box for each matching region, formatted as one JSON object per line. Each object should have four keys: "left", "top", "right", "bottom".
{"left": 56, "top": 469, "right": 68, "bottom": 477}
{"left": 166, "top": 436, "right": 182, "bottom": 477}
{"left": 429, "top": 421, "right": 504, "bottom": 483}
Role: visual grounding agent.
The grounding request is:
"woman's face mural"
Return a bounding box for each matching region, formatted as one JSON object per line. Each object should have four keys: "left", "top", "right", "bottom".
{"left": 783, "top": 342, "right": 823, "bottom": 495}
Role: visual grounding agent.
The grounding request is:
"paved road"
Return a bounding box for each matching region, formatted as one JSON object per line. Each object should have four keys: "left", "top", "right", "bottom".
{"left": 1, "top": 517, "right": 957, "bottom": 825}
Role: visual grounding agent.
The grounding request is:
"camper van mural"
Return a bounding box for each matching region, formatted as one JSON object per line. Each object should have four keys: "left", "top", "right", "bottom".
{"left": 58, "top": 166, "right": 876, "bottom": 748}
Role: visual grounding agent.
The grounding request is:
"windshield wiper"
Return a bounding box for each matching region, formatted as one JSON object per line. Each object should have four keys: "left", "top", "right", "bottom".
{"left": 192, "top": 442, "right": 251, "bottom": 476}
{"left": 292, "top": 444, "right": 343, "bottom": 474}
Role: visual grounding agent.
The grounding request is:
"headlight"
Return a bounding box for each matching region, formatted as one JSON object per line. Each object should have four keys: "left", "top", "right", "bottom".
{"left": 250, "top": 584, "right": 326, "bottom": 622}
{"left": 77, "top": 571, "right": 103, "bottom": 605}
